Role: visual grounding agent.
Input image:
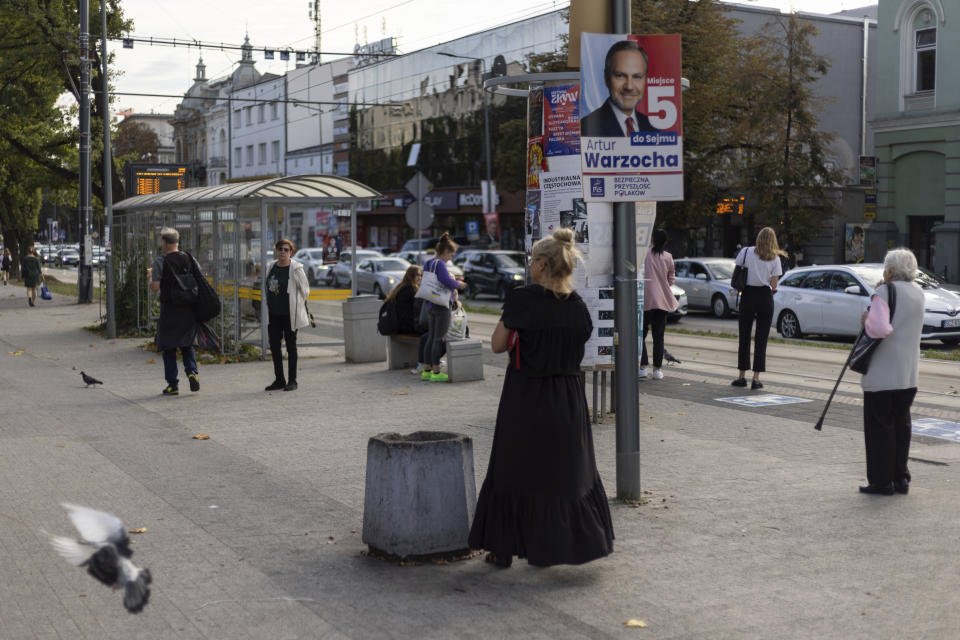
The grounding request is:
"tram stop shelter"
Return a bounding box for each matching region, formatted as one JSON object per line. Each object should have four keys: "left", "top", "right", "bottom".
{"left": 113, "top": 174, "right": 382, "bottom": 356}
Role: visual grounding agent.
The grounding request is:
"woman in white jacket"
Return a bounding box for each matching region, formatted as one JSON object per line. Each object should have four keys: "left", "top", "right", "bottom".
{"left": 264, "top": 238, "right": 311, "bottom": 391}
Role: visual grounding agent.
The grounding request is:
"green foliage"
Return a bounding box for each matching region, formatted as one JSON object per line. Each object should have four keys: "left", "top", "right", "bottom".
{"left": 114, "top": 120, "right": 160, "bottom": 162}
{"left": 113, "top": 238, "right": 156, "bottom": 335}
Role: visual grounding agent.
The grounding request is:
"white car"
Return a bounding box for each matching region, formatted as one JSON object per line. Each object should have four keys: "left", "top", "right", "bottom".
{"left": 328, "top": 249, "right": 384, "bottom": 288}
{"left": 773, "top": 263, "right": 960, "bottom": 345}
{"left": 355, "top": 257, "right": 413, "bottom": 298}
{"left": 293, "top": 248, "right": 332, "bottom": 285}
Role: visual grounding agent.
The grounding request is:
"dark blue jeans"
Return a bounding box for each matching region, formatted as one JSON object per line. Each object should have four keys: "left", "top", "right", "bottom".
{"left": 163, "top": 346, "right": 197, "bottom": 388}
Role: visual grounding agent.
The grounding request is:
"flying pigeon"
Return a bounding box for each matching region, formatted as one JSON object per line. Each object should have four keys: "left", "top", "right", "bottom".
{"left": 80, "top": 371, "right": 103, "bottom": 387}
{"left": 48, "top": 503, "right": 152, "bottom": 613}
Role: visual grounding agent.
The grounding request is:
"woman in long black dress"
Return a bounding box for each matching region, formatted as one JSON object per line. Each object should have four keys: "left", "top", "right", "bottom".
{"left": 469, "top": 228, "right": 614, "bottom": 568}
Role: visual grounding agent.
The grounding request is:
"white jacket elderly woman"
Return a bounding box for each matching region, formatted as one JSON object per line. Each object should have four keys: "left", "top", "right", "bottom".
{"left": 264, "top": 239, "right": 311, "bottom": 392}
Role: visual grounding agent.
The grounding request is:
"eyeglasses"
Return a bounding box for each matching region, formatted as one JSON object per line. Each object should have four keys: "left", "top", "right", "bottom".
{"left": 277, "top": 247, "right": 291, "bottom": 253}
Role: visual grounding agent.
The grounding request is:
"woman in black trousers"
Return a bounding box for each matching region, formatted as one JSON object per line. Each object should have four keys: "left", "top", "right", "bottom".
{"left": 732, "top": 227, "right": 785, "bottom": 390}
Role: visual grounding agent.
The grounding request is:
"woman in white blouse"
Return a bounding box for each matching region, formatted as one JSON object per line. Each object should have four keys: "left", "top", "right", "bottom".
{"left": 732, "top": 227, "right": 786, "bottom": 389}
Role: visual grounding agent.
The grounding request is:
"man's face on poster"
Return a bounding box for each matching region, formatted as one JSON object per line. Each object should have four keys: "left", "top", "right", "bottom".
{"left": 605, "top": 49, "right": 647, "bottom": 115}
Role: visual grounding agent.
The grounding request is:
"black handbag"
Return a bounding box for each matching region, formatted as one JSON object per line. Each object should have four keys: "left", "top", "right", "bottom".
{"left": 731, "top": 249, "right": 748, "bottom": 291}
{"left": 187, "top": 253, "right": 222, "bottom": 322}
{"left": 849, "top": 282, "right": 897, "bottom": 375}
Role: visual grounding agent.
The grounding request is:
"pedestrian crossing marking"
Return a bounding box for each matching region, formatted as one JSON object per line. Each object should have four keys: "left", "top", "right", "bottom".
{"left": 715, "top": 394, "right": 813, "bottom": 408}
{"left": 912, "top": 418, "right": 960, "bottom": 443}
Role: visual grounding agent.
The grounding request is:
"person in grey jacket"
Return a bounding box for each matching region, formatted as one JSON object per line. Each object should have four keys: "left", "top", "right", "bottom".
{"left": 858, "top": 248, "right": 925, "bottom": 496}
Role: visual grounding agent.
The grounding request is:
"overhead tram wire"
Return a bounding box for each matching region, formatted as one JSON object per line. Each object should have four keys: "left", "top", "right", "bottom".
{"left": 107, "top": 90, "right": 406, "bottom": 111}
{"left": 108, "top": 35, "right": 401, "bottom": 59}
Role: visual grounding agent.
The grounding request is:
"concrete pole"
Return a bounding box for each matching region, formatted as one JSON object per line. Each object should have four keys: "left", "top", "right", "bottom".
{"left": 77, "top": 0, "right": 93, "bottom": 303}
{"left": 101, "top": 3, "right": 116, "bottom": 337}
{"left": 611, "top": 0, "right": 641, "bottom": 500}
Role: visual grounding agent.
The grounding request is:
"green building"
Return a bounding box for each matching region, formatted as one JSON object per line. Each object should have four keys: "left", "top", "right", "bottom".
{"left": 872, "top": 0, "right": 960, "bottom": 281}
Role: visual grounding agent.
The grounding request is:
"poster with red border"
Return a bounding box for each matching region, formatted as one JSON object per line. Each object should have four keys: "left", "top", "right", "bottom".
{"left": 579, "top": 33, "right": 683, "bottom": 202}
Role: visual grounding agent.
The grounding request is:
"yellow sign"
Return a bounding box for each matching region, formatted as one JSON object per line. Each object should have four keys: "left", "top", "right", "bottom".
{"left": 863, "top": 204, "right": 877, "bottom": 220}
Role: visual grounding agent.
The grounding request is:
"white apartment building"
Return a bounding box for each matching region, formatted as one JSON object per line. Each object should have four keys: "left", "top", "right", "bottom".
{"left": 230, "top": 73, "right": 286, "bottom": 181}
{"left": 285, "top": 57, "right": 353, "bottom": 176}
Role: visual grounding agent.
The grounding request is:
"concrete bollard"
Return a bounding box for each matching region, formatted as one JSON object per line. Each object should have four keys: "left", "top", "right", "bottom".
{"left": 362, "top": 431, "right": 476, "bottom": 559}
{"left": 342, "top": 295, "right": 386, "bottom": 363}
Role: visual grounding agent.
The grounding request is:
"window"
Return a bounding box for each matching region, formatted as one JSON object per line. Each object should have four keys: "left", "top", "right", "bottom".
{"left": 245, "top": 107, "right": 252, "bottom": 126}
{"left": 257, "top": 104, "right": 265, "bottom": 123}
{"left": 827, "top": 271, "right": 858, "bottom": 292}
{"left": 271, "top": 102, "right": 278, "bottom": 120}
{"left": 800, "top": 271, "right": 829, "bottom": 289}
{"left": 689, "top": 262, "right": 708, "bottom": 279}
{"left": 233, "top": 110, "right": 241, "bottom": 128}
{"left": 245, "top": 145, "right": 253, "bottom": 166}
{"left": 674, "top": 261, "right": 689, "bottom": 277}
{"left": 915, "top": 26, "right": 936, "bottom": 92}
{"left": 233, "top": 147, "right": 241, "bottom": 168}
{"left": 780, "top": 273, "right": 807, "bottom": 288}
{"left": 271, "top": 141, "right": 279, "bottom": 163}
{"left": 258, "top": 143, "right": 266, "bottom": 164}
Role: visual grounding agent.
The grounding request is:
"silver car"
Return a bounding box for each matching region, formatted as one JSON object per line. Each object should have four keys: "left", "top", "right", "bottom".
{"left": 774, "top": 263, "right": 960, "bottom": 345}
{"left": 355, "top": 257, "right": 413, "bottom": 298}
{"left": 293, "top": 248, "right": 331, "bottom": 285}
{"left": 674, "top": 257, "right": 738, "bottom": 318}
{"left": 328, "top": 249, "right": 384, "bottom": 288}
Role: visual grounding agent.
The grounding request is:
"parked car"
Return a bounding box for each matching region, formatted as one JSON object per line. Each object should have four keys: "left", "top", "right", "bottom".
{"left": 58, "top": 248, "right": 80, "bottom": 266}
{"left": 355, "top": 257, "right": 413, "bottom": 298}
{"left": 918, "top": 266, "right": 960, "bottom": 293}
{"left": 673, "top": 257, "right": 738, "bottom": 318}
{"left": 294, "top": 248, "right": 333, "bottom": 285}
{"left": 328, "top": 249, "right": 383, "bottom": 288}
{"left": 668, "top": 284, "right": 688, "bottom": 322}
{"left": 456, "top": 250, "right": 527, "bottom": 300}
{"left": 773, "top": 263, "right": 960, "bottom": 345}
{"left": 398, "top": 236, "right": 469, "bottom": 254}
{"left": 40, "top": 246, "right": 58, "bottom": 264}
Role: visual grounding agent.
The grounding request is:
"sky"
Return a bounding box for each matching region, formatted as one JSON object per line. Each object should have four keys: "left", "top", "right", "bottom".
{"left": 108, "top": 0, "right": 878, "bottom": 116}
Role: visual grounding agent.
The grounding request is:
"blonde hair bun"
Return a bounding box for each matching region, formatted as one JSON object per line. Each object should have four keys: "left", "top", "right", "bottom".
{"left": 553, "top": 228, "right": 575, "bottom": 245}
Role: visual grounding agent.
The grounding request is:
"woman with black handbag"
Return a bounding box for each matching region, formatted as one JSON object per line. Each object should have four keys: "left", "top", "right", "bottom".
{"left": 857, "top": 249, "right": 924, "bottom": 496}
{"left": 732, "top": 227, "right": 786, "bottom": 389}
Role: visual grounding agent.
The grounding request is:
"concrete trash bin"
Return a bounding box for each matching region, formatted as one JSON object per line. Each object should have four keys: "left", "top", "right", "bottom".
{"left": 362, "top": 431, "right": 477, "bottom": 559}
{"left": 342, "top": 295, "right": 386, "bottom": 363}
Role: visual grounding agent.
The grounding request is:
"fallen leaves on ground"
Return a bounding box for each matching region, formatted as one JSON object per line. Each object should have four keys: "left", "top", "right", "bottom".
{"left": 392, "top": 391, "right": 408, "bottom": 396}
{"left": 624, "top": 619, "right": 648, "bottom": 628}
{"left": 145, "top": 359, "right": 155, "bottom": 364}
{"left": 193, "top": 433, "right": 211, "bottom": 440}
{"left": 682, "top": 383, "right": 691, "bottom": 386}
{"left": 9, "top": 350, "right": 24, "bottom": 356}
{"left": 128, "top": 527, "right": 147, "bottom": 534}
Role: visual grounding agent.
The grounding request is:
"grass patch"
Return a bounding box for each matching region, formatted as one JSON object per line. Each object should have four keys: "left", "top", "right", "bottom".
{"left": 43, "top": 275, "right": 105, "bottom": 299}
{"left": 462, "top": 301, "right": 501, "bottom": 316}
{"left": 923, "top": 349, "right": 960, "bottom": 361}
{"left": 140, "top": 339, "right": 262, "bottom": 364}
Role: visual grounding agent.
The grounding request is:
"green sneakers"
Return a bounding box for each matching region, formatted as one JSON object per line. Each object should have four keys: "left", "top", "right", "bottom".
{"left": 162, "top": 385, "right": 179, "bottom": 396}
{"left": 188, "top": 373, "right": 200, "bottom": 392}
{"left": 421, "top": 370, "right": 432, "bottom": 381}
{"left": 429, "top": 371, "right": 449, "bottom": 383}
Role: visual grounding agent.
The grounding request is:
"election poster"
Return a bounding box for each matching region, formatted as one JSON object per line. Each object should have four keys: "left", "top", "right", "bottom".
{"left": 543, "top": 84, "right": 580, "bottom": 157}
{"left": 579, "top": 33, "right": 683, "bottom": 202}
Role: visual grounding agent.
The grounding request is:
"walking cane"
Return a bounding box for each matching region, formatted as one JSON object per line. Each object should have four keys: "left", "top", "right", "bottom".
{"left": 814, "top": 345, "right": 856, "bottom": 431}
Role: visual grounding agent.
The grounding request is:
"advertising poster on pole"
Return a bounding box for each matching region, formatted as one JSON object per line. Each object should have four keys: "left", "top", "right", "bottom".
{"left": 543, "top": 84, "right": 580, "bottom": 157}
{"left": 579, "top": 33, "right": 683, "bottom": 202}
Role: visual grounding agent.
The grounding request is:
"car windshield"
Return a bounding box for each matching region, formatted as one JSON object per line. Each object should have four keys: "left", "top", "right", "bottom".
{"left": 707, "top": 262, "right": 734, "bottom": 279}
{"left": 915, "top": 269, "right": 941, "bottom": 289}
{"left": 495, "top": 254, "right": 526, "bottom": 269}
{"left": 849, "top": 267, "right": 885, "bottom": 289}
{"left": 376, "top": 259, "right": 410, "bottom": 272}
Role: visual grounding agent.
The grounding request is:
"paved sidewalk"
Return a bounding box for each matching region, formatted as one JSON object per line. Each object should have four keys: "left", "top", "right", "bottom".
{"left": 1, "top": 290, "right": 959, "bottom": 639}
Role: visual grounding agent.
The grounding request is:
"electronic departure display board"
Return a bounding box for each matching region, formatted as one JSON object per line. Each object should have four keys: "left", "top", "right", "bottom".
{"left": 124, "top": 163, "right": 187, "bottom": 198}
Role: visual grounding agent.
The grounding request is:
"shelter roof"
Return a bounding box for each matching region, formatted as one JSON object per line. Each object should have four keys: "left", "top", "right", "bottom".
{"left": 114, "top": 174, "right": 382, "bottom": 210}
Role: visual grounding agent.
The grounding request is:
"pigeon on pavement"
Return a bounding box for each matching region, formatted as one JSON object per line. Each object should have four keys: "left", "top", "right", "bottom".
{"left": 663, "top": 349, "right": 682, "bottom": 365}
{"left": 48, "top": 503, "right": 152, "bottom": 613}
{"left": 80, "top": 371, "right": 103, "bottom": 387}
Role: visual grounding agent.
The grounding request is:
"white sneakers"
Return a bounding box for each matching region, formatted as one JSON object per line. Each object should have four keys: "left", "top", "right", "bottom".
{"left": 639, "top": 367, "right": 665, "bottom": 380}
{"left": 651, "top": 369, "right": 664, "bottom": 380}
{"left": 639, "top": 367, "right": 648, "bottom": 378}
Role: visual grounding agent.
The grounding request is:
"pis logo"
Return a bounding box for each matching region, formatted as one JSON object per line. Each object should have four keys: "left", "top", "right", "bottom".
{"left": 590, "top": 178, "right": 605, "bottom": 197}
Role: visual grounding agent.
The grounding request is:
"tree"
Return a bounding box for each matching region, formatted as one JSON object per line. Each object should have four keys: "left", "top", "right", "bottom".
{"left": 736, "top": 14, "right": 844, "bottom": 262}
{"left": 114, "top": 120, "right": 160, "bottom": 161}
{"left": 0, "top": 0, "right": 131, "bottom": 252}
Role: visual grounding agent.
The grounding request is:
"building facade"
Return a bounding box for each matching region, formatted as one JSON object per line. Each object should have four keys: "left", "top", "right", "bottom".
{"left": 871, "top": 0, "right": 959, "bottom": 281}
{"left": 230, "top": 72, "right": 286, "bottom": 181}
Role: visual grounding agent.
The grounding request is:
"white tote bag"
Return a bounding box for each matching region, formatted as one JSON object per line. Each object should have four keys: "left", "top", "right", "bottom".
{"left": 447, "top": 304, "right": 468, "bottom": 341}
{"left": 415, "top": 260, "right": 452, "bottom": 307}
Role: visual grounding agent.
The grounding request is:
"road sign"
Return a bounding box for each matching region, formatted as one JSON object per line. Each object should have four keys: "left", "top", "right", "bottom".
{"left": 405, "top": 202, "right": 434, "bottom": 229}
{"left": 405, "top": 172, "right": 432, "bottom": 201}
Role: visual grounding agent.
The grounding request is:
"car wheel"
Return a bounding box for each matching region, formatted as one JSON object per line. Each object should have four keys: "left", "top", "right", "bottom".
{"left": 941, "top": 337, "right": 960, "bottom": 346}
{"left": 325, "top": 272, "right": 335, "bottom": 287}
{"left": 711, "top": 294, "right": 730, "bottom": 318}
{"left": 778, "top": 310, "right": 802, "bottom": 339}
{"left": 497, "top": 283, "right": 508, "bottom": 302}
{"left": 374, "top": 283, "right": 384, "bottom": 299}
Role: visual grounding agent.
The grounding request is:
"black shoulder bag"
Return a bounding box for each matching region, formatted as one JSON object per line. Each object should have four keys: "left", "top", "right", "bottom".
{"left": 731, "top": 248, "right": 749, "bottom": 291}
{"left": 165, "top": 252, "right": 199, "bottom": 306}
{"left": 849, "top": 282, "right": 897, "bottom": 375}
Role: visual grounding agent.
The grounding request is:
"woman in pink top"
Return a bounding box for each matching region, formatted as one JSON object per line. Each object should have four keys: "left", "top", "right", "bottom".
{"left": 641, "top": 229, "right": 678, "bottom": 380}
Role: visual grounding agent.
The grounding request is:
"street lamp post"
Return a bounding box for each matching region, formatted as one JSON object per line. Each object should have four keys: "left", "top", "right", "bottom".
{"left": 437, "top": 52, "right": 493, "bottom": 233}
